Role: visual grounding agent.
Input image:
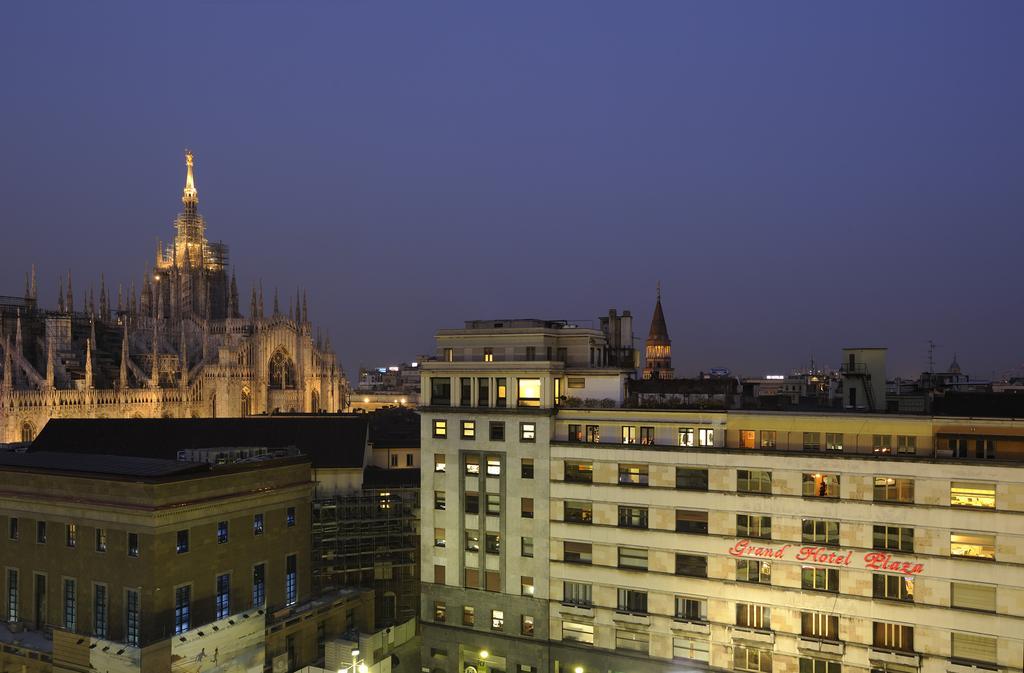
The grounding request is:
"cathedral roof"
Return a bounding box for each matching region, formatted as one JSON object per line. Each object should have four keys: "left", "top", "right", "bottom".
{"left": 647, "top": 292, "right": 670, "bottom": 344}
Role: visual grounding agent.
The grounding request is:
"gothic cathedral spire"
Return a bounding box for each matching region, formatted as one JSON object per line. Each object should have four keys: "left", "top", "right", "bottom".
{"left": 183, "top": 150, "right": 198, "bottom": 207}
{"left": 643, "top": 282, "right": 674, "bottom": 380}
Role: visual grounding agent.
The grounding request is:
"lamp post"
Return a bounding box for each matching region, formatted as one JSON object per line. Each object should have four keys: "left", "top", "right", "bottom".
{"left": 479, "top": 649, "right": 489, "bottom": 673}
{"left": 337, "top": 648, "right": 368, "bottom": 673}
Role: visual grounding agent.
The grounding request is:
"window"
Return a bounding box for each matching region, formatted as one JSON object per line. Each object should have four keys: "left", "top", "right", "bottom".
{"left": 975, "top": 438, "right": 996, "bottom": 459}
{"left": 801, "top": 567, "right": 839, "bottom": 592}
{"left": 465, "top": 492, "right": 479, "bottom": 513}
{"left": 526, "top": 346, "right": 536, "bottom": 361}
{"left": 460, "top": 377, "right": 472, "bottom": 406}
{"left": 825, "top": 433, "right": 844, "bottom": 451}
{"left": 483, "top": 348, "right": 493, "bottom": 362}
{"left": 618, "top": 463, "right": 648, "bottom": 486}
{"left": 433, "top": 527, "right": 446, "bottom": 547}
{"left": 678, "top": 427, "right": 695, "bottom": 447}
{"left": 951, "top": 532, "right": 995, "bottom": 560}
{"left": 485, "top": 494, "right": 500, "bottom": 516}
{"left": 564, "top": 541, "right": 592, "bottom": 564}
{"left": 737, "top": 469, "right": 771, "bottom": 494}
{"left": 737, "top": 514, "right": 772, "bottom": 539}
{"left": 951, "top": 632, "right": 997, "bottom": 665}
{"left": 736, "top": 603, "right": 771, "bottom": 630}
{"left": 520, "top": 458, "right": 534, "bottom": 479}
{"left": 616, "top": 629, "right": 649, "bottom": 653}
{"left": 7, "top": 517, "right": 17, "bottom": 541}
{"left": 521, "top": 497, "right": 534, "bottom": 518}
{"left": 740, "top": 430, "right": 756, "bottom": 449}
{"left": 567, "top": 424, "right": 583, "bottom": 441}
{"left": 873, "top": 622, "right": 914, "bottom": 652}
{"left": 463, "top": 606, "right": 475, "bottom": 626}
{"left": 565, "top": 461, "right": 593, "bottom": 483}
{"left": 491, "top": 609, "right": 504, "bottom": 630}
{"left": 521, "top": 614, "right": 535, "bottom": 636}
{"left": 430, "top": 377, "right": 451, "bottom": 405}
{"left": 93, "top": 584, "right": 107, "bottom": 638}
{"left": 485, "top": 533, "right": 500, "bottom": 554}
{"left": 127, "top": 532, "right": 139, "bottom": 557}
{"left": 562, "top": 621, "right": 594, "bottom": 645}
{"left": 565, "top": 501, "right": 593, "bottom": 524}
{"left": 434, "top": 600, "right": 446, "bottom": 622}
{"left": 432, "top": 419, "right": 447, "bottom": 438}
{"left": 803, "top": 473, "right": 840, "bottom": 498}
{"left": 521, "top": 576, "right": 534, "bottom": 596}
{"left": 951, "top": 482, "right": 996, "bottom": 508}
{"left": 698, "top": 428, "right": 714, "bottom": 446}
{"left": 675, "top": 509, "right": 708, "bottom": 534}
{"left": 253, "top": 513, "right": 264, "bottom": 535}
{"left": 464, "top": 568, "right": 479, "bottom": 589}
{"left": 434, "top": 490, "right": 446, "bottom": 510}
{"left": 465, "top": 455, "right": 480, "bottom": 475}
{"left": 618, "top": 506, "right": 648, "bottom": 529}
{"left": 621, "top": 426, "right": 636, "bottom": 444}
{"left": 485, "top": 571, "right": 500, "bottom": 592}
{"left": 673, "top": 636, "right": 710, "bottom": 662}
{"left": 802, "top": 519, "right": 839, "bottom": 545}
{"left": 951, "top": 582, "right": 996, "bottom": 612}
{"left": 517, "top": 378, "right": 541, "bottom": 407}
{"left": 896, "top": 435, "right": 916, "bottom": 455}
{"left": 873, "top": 574, "right": 913, "bottom": 602}
{"left": 801, "top": 612, "right": 838, "bottom": 640}
{"left": 7, "top": 569, "right": 18, "bottom": 623}
{"left": 734, "top": 646, "right": 772, "bottom": 673}
{"left": 465, "top": 530, "right": 480, "bottom": 552}
{"left": 585, "top": 425, "right": 600, "bottom": 442}
{"left": 874, "top": 525, "right": 914, "bottom": 552}
{"left": 874, "top": 477, "right": 914, "bottom": 503}
{"left": 252, "top": 564, "right": 265, "bottom": 607}
{"left": 802, "top": 432, "right": 821, "bottom": 451}
{"left": 639, "top": 426, "right": 655, "bottom": 445}
{"left": 434, "top": 455, "right": 446, "bottom": 472}
{"left": 521, "top": 536, "right": 534, "bottom": 557}
{"left": 564, "top": 581, "right": 592, "bottom": 607}
{"left": 674, "top": 596, "right": 705, "bottom": 621}
{"left": 174, "top": 585, "right": 190, "bottom": 634}
{"left": 66, "top": 523, "right": 77, "bottom": 548}
{"left": 676, "top": 467, "right": 708, "bottom": 490}
{"left": 760, "top": 431, "right": 776, "bottom": 449}
{"left": 37, "top": 521, "right": 46, "bottom": 543}
{"left": 125, "top": 588, "right": 140, "bottom": 646}
{"left": 872, "top": 434, "right": 893, "bottom": 454}
{"left": 737, "top": 559, "right": 771, "bottom": 583}
{"left": 800, "top": 659, "right": 839, "bottom": 673}
{"left": 618, "top": 547, "right": 648, "bottom": 570}
{"left": 390, "top": 454, "right": 398, "bottom": 467}
{"left": 461, "top": 420, "right": 476, "bottom": 439}
{"left": 215, "top": 573, "right": 230, "bottom": 619}
{"left": 520, "top": 422, "right": 536, "bottom": 442}
{"left": 217, "top": 521, "right": 229, "bottom": 544}
{"left": 433, "top": 564, "right": 445, "bottom": 584}
{"left": 486, "top": 455, "right": 500, "bottom": 475}
{"left": 496, "top": 378, "right": 507, "bottom": 407}
{"left": 176, "top": 529, "right": 189, "bottom": 554}
{"left": 675, "top": 554, "right": 707, "bottom": 577}
{"left": 95, "top": 528, "right": 107, "bottom": 552}
{"left": 489, "top": 421, "right": 505, "bottom": 441}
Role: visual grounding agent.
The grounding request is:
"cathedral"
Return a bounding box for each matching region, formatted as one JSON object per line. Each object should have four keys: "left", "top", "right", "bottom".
{"left": 0, "top": 152, "right": 346, "bottom": 443}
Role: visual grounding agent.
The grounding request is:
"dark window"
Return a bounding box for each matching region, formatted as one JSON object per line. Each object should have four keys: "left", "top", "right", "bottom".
{"left": 873, "top": 525, "right": 914, "bottom": 552}
{"left": 95, "top": 528, "right": 107, "bottom": 552}
{"left": 565, "top": 501, "right": 593, "bottom": 524}
{"left": 127, "top": 532, "right": 139, "bottom": 557}
{"left": 94, "top": 584, "right": 108, "bottom": 638}
{"left": 564, "top": 541, "right": 592, "bottom": 564}
{"left": 676, "top": 554, "right": 707, "bottom": 577}
{"left": 176, "top": 530, "right": 189, "bottom": 554}
{"left": 430, "top": 377, "right": 451, "bottom": 406}
{"left": 216, "top": 574, "right": 230, "bottom": 619}
{"left": 618, "top": 506, "right": 648, "bottom": 529}
{"left": 737, "top": 514, "right": 772, "bottom": 539}
{"left": 565, "top": 461, "right": 593, "bottom": 483}
{"left": 252, "top": 564, "right": 266, "bottom": 607}
{"left": 465, "top": 492, "right": 479, "bottom": 514}
{"left": 489, "top": 421, "right": 505, "bottom": 441}
{"left": 253, "top": 513, "right": 264, "bottom": 535}
{"left": 521, "top": 458, "right": 534, "bottom": 479}
{"left": 36, "top": 521, "right": 46, "bottom": 544}
{"left": 616, "top": 589, "right": 648, "bottom": 614}
{"left": 676, "top": 510, "right": 709, "bottom": 534}
{"left": 521, "top": 497, "right": 534, "bottom": 518}
{"left": 801, "top": 567, "right": 839, "bottom": 592}
{"left": 676, "top": 467, "right": 708, "bottom": 491}
{"left": 285, "top": 554, "right": 297, "bottom": 606}
{"left": 873, "top": 573, "right": 914, "bottom": 602}
{"left": 478, "top": 377, "right": 489, "bottom": 407}
{"left": 639, "top": 427, "right": 655, "bottom": 445}
{"left": 125, "top": 589, "right": 140, "bottom": 646}
{"left": 217, "top": 521, "right": 229, "bottom": 543}
{"left": 568, "top": 424, "right": 583, "bottom": 441}
{"left": 8, "top": 517, "right": 17, "bottom": 541}
{"left": 174, "top": 585, "right": 190, "bottom": 634}
{"left": 802, "top": 519, "right": 839, "bottom": 545}
{"left": 737, "top": 470, "right": 772, "bottom": 494}
{"left": 287, "top": 507, "right": 296, "bottom": 527}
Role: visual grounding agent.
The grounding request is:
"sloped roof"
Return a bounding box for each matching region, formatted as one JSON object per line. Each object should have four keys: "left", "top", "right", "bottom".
{"left": 647, "top": 298, "right": 670, "bottom": 344}
{"left": 30, "top": 416, "right": 368, "bottom": 468}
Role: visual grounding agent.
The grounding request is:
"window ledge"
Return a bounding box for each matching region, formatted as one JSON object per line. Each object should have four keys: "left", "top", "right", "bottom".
{"left": 612, "top": 611, "right": 650, "bottom": 626}
{"left": 558, "top": 604, "right": 594, "bottom": 619}
{"left": 798, "top": 637, "right": 844, "bottom": 655}
{"left": 869, "top": 648, "right": 920, "bottom": 667}
{"left": 671, "top": 620, "right": 710, "bottom": 635}
{"left": 948, "top": 660, "right": 998, "bottom": 673}
{"left": 730, "top": 627, "right": 774, "bottom": 645}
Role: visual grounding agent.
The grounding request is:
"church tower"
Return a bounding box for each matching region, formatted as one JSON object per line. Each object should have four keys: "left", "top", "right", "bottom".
{"left": 643, "top": 283, "right": 674, "bottom": 380}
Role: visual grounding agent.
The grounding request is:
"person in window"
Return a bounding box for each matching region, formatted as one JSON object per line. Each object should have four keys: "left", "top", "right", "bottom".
{"left": 819, "top": 478, "right": 828, "bottom": 497}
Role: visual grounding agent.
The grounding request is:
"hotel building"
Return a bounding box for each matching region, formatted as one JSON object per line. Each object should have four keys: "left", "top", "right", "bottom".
{"left": 419, "top": 317, "right": 1024, "bottom": 673}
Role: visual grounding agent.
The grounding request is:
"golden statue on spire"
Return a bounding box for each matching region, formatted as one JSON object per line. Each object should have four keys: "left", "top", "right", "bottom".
{"left": 182, "top": 149, "right": 198, "bottom": 205}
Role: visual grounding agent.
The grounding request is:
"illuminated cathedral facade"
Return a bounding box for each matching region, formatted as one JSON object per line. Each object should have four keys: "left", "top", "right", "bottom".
{"left": 0, "top": 152, "right": 346, "bottom": 443}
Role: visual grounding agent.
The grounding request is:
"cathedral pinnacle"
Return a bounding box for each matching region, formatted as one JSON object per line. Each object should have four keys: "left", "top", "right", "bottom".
{"left": 182, "top": 150, "right": 198, "bottom": 206}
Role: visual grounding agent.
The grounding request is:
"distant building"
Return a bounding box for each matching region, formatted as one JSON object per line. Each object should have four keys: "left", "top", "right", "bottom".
{"left": 642, "top": 286, "right": 673, "bottom": 380}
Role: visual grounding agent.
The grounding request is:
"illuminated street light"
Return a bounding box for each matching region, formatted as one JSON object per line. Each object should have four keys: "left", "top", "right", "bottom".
{"left": 574, "top": 667, "right": 584, "bottom": 673}
{"left": 480, "top": 650, "right": 489, "bottom": 660}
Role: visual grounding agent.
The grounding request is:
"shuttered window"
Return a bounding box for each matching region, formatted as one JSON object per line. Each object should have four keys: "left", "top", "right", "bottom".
{"left": 951, "top": 632, "right": 998, "bottom": 664}
{"left": 951, "top": 582, "right": 996, "bottom": 612}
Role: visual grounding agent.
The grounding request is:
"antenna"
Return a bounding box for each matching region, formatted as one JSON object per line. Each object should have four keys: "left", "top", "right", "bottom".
{"left": 927, "top": 339, "right": 940, "bottom": 373}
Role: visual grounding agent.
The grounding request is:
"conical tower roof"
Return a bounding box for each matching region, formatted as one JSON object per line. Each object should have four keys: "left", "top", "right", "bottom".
{"left": 647, "top": 285, "right": 670, "bottom": 344}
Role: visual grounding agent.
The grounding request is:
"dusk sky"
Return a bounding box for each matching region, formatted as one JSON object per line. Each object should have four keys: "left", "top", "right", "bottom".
{"left": 2, "top": 2, "right": 1022, "bottom": 379}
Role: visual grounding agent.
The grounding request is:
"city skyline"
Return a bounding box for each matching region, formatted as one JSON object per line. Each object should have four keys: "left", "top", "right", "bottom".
{"left": 2, "top": 2, "right": 1022, "bottom": 378}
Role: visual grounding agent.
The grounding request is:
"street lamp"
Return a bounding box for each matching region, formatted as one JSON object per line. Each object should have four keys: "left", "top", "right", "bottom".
{"left": 574, "top": 667, "right": 584, "bottom": 673}
{"left": 479, "top": 650, "right": 490, "bottom": 673}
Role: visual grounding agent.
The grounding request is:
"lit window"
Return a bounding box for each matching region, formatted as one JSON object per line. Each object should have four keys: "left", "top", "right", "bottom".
{"left": 66, "top": 523, "right": 77, "bottom": 548}
{"left": 517, "top": 378, "right": 541, "bottom": 407}
{"left": 873, "top": 622, "right": 914, "bottom": 652}
{"left": 565, "top": 461, "right": 593, "bottom": 483}
{"left": 950, "top": 482, "right": 995, "bottom": 508}
{"left": 872, "top": 434, "right": 893, "bottom": 454}
{"left": 434, "top": 455, "right": 446, "bottom": 472}
{"left": 802, "top": 473, "right": 840, "bottom": 498}
{"left": 621, "top": 426, "right": 636, "bottom": 444}
{"left": 483, "top": 348, "right": 493, "bottom": 362}
{"left": 873, "top": 477, "right": 914, "bottom": 503}
{"left": 950, "top": 532, "right": 995, "bottom": 560}
{"left": 520, "top": 422, "right": 536, "bottom": 442}
{"left": 253, "top": 513, "right": 264, "bottom": 535}
{"left": 521, "top": 576, "right": 534, "bottom": 596}
{"left": 434, "top": 601, "right": 446, "bottom": 622}
{"left": 618, "top": 463, "right": 649, "bottom": 486}
{"left": 95, "top": 528, "right": 107, "bottom": 552}
{"left": 432, "top": 419, "right": 447, "bottom": 438}
{"left": 678, "top": 427, "right": 695, "bottom": 447}
{"left": 801, "top": 612, "right": 838, "bottom": 640}
{"left": 491, "top": 610, "right": 504, "bottom": 630}
{"left": 740, "top": 430, "right": 756, "bottom": 449}
{"left": 486, "top": 455, "right": 500, "bottom": 476}
{"left": 825, "top": 432, "right": 843, "bottom": 451}
{"left": 433, "top": 490, "right": 446, "bottom": 510}
{"left": 465, "top": 455, "right": 480, "bottom": 475}
{"left": 433, "top": 527, "right": 446, "bottom": 547}
{"left": 585, "top": 425, "right": 600, "bottom": 442}
{"left": 698, "top": 428, "right": 714, "bottom": 446}
{"left": 521, "top": 614, "right": 534, "bottom": 636}
{"left": 736, "top": 603, "right": 770, "bottom": 630}
{"left": 760, "top": 431, "right": 776, "bottom": 449}
{"left": 565, "top": 501, "right": 593, "bottom": 524}
{"left": 464, "top": 530, "right": 480, "bottom": 552}
{"left": 461, "top": 421, "right": 475, "bottom": 439}
{"left": 463, "top": 606, "right": 475, "bottom": 626}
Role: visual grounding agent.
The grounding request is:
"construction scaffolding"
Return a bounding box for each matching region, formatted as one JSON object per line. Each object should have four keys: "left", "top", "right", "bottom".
{"left": 312, "top": 490, "right": 419, "bottom": 628}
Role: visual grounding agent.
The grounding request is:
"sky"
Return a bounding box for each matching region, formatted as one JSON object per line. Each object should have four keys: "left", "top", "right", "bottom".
{"left": 2, "top": 2, "right": 1022, "bottom": 379}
